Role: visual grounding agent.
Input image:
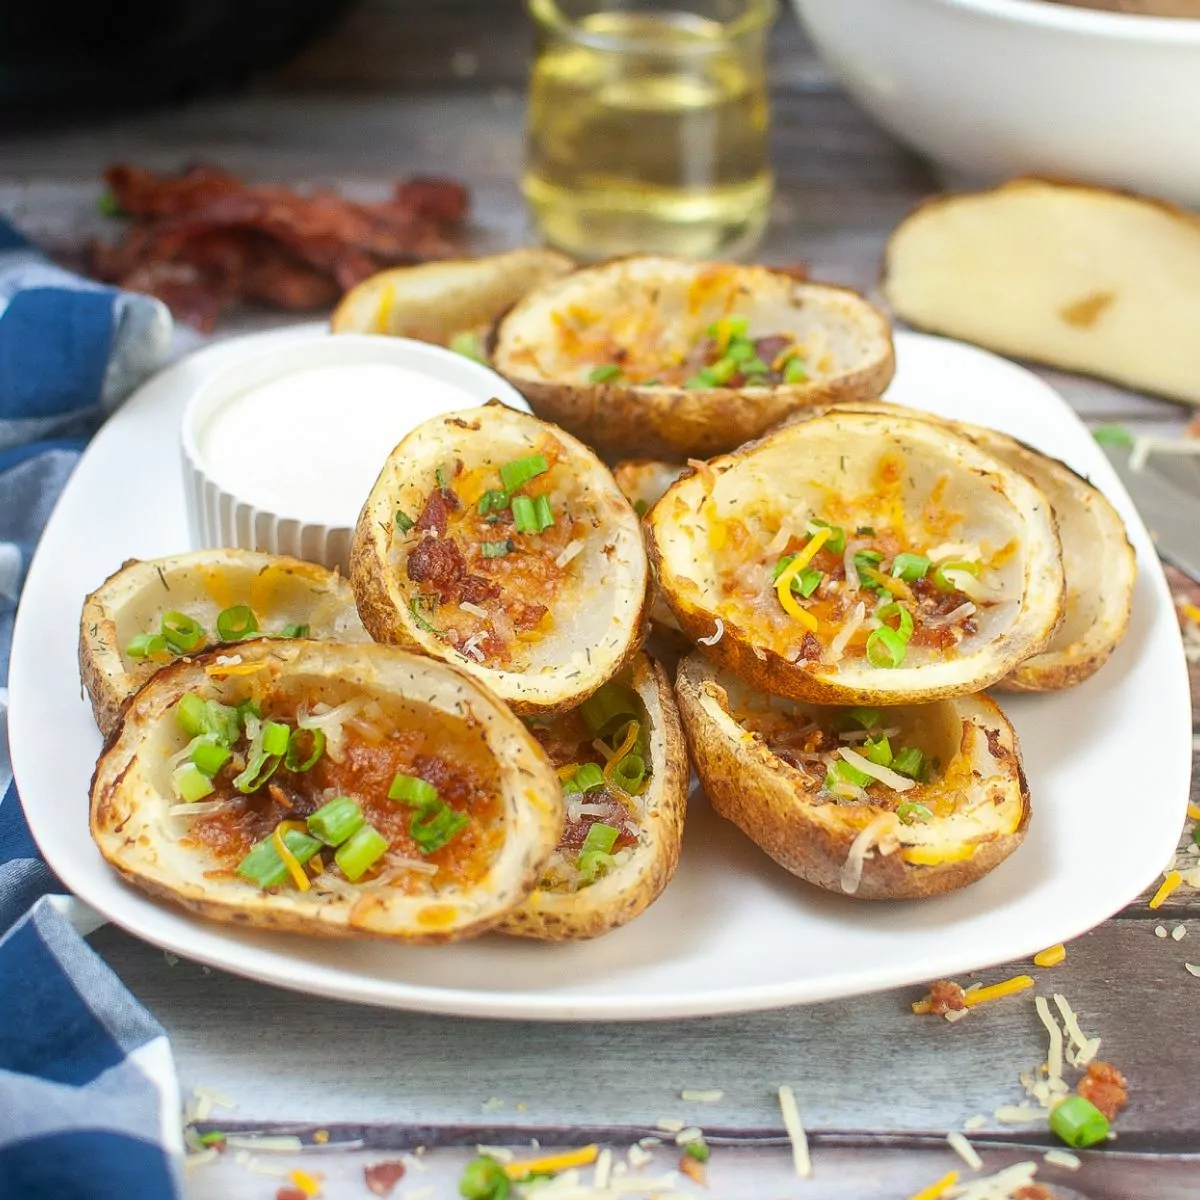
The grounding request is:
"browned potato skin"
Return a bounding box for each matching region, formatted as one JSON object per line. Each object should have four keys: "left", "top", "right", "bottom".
{"left": 674, "top": 655, "right": 1031, "bottom": 901}
{"left": 499, "top": 657, "right": 690, "bottom": 941}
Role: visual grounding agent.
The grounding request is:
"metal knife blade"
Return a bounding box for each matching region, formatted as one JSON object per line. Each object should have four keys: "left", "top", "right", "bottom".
{"left": 1103, "top": 444, "right": 1200, "bottom": 584}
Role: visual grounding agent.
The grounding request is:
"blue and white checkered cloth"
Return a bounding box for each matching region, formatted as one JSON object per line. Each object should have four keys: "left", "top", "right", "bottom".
{"left": 0, "top": 217, "right": 184, "bottom": 1198}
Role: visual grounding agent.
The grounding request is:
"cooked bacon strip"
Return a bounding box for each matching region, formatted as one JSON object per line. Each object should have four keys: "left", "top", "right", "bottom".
{"left": 414, "top": 486, "right": 461, "bottom": 536}
{"left": 460, "top": 574, "right": 501, "bottom": 605}
{"left": 406, "top": 537, "right": 466, "bottom": 602}
{"left": 105, "top": 163, "right": 242, "bottom": 218}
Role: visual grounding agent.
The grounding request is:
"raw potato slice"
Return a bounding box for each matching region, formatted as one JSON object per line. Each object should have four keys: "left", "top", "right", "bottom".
{"left": 330, "top": 247, "right": 574, "bottom": 344}
{"left": 80, "top": 549, "right": 369, "bottom": 737}
{"left": 675, "top": 654, "right": 1030, "bottom": 900}
{"left": 647, "top": 407, "right": 1065, "bottom": 705}
{"left": 351, "top": 403, "right": 649, "bottom": 714}
{"left": 500, "top": 655, "right": 689, "bottom": 941}
{"left": 884, "top": 178, "right": 1200, "bottom": 405}
{"left": 91, "top": 640, "right": 563, "bottom": 941}
{"left": 490, "top": 256, "right": 896, "bottom": 459}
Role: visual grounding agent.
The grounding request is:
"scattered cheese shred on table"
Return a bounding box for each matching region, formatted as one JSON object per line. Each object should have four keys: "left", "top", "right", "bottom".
{"left": 505, "top": 1144, "right": 599, "bottom": 1180}
{"left": 1034, "top": 996, "right": 1065, "bottom": 1084}
{"left": 962, "top": 1115, "right": 988, "bottom": 1132}
{"left": 1033, "top": 944, "right": 1066, "bottom": 968}
{"left": 1149, "top": 870, "right": 1182, "bottom": 909}
{"left": 993, "top": 1105, "right": 1046, "bottom": 1123}
{"left": 907, "top": 1169, "right": 959, "bottom": 1200}
{"left": 1175, "top": 925, "right": 1188, "bottom": 941}
{"left": 680, "top": 1089, "right": 724, "bottom": 1103}
{"left": 1052, "top": 992, "right": 1099, "bottom": 1067}
{"left": 655, "top": 1118, "right": 685, "bottom": 1134}
{"left": 947, "top": 1131, "right": 982, "bottom": 1170}
{"left": 1185, "top": 963, "right": 1200, "bottom": 977}
{"left": 950, "top": 1160, "right": 1039, "bottom": 1200}
{"left": 289, "top": 1169, "right": 322, "bottom": 1197}
{"left": 1156, "top": 925, "right": 1169, "bottom": 938}
{"left": 1043, "top": 1149, "right": 1081, "bottom": 1170}
{"left": 964, "top": 975, "right": 1034, "bottom": 1007}
{"left": 777, "top": 1084, "right": 812, "bottom": 1178}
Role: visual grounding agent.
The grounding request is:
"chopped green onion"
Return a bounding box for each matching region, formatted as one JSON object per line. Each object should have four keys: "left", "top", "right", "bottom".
{"left": 388, "top": 773, "right": 439, "bottom": 806}
{"left": 866, "top": 626, "right": 908, "bottom": 668}
{"left": 840, "top": 706, "right": 882, "bottom": 731}
{"left": 216, "top": 605, "right": 258, "bottom": 641}
{"left": 459, "top": 1154, "right": 511, "bottom": 1200}
{"left": 579, "top": 683, "right": 639, "bottom": 737}
{"left": 96, "top": 191, "right": 123, "bottom": 218}
{"left": 277, "top": 623, "right": 309, "bottom": 639}
{"left": 891, "top": 746, "right": 925, "bottom": 779}
{"left": 933, "top": 559, "right": 980, "bottom": 593}
{"left": 511, "top": 495, "right": 539, "bottom": 534}
{"left": 236, "top": 828, "right": 321, "bottom": 889}
{"left": 684, "top": 1141, "right": 711, "bottom": 1163}
{"left": 611, "top": 752, "right": 646, "bottom": 793}
{"left": 436, "top": 464, "right": 453, "bottom": 488}
{"left": 232, "top": 720, "right": 285, "bottom": 794}
{"left": 500, "top": 454, "right": 549, "bottom": 494}
{"left": 707, "top": 314, "right": 748, "bottom": 339}
{"left": 161, "top": 610, "right": 205, "bottom": 653}
{"left": 706, "top": 356, "right": 739, "bottom": 385}
{"left": 772, "top": 556, "right": 825, "bottom": 598}
{"left": 805, "top": 518, "right": 845, "bottom": 554}
{"left": 261, "top": 721, "right": 290, "bottom": 758}
{"left": 897, "top": 801, "right": 933, "bottom": 825}
{"left": 579, "top": 850, "right": 616, "bottom": 883}
{"left": 335, "top": 824, "right": 389, "bottom": 881}
{"left": 864, "top": 735, "right": 892, "bottom": 767}
{"left": 1092, "top": 423, "right": 1133, "bottom": 448}
{"left": 410, "top": 801, "right": 470, "bottom": 855}
{"left": 533, "top": 494, "right": 554, "bottom": 530}
{"left": 854, "top": 548, "right": 884, "bottom": 573}
{"left": 1193, "top": 825, "right": 1200, "bottom": 848}
{"left": 825, "top": 759, "right": 873, "bottom": 792}
{"left": 564, "top": 763, "right": 605, "bottom": 794}
{"left": 172, "top": 762, "right": 215, "bottom": 803}
{"left": 581, "top": 823, "right": 620, "bottom": 856}
{"left": 481, "top": 539, "right": 514, "bottom": 558}
{"left": 126, "top": 632, "right": 169, "bottom": 660}
{"left": 450, "top": 330, "right": 486, "bottom": 363}
{"left": 741, "top": 356, "right": 770, "bottom": 376}
{"left": 1049, "top": 1095, "right": 1110, "bottom": 1149}
{"left": 587, "top": 363, "right": 623, "bottom": 383}
{"left": 284, "top": 727, "right": 325, "bottom": 772}
{"left": 176, "top": 693, "right": 238, "bottom": 743}
{"left": 307, "top": 796, "right": 365, "bottom": 847}
{"left": 725, "top": 338, "right": 755, "bottom": 362}
{"left": 891, "top": 553, "right": 931, "bottom": 582}
{"left": 633, "top": 499, "right": 650, "bottom": 517}
{"left": 196, "top": 1132, "right": 226, "bottom": 1147}
{"left": 876, "top": 601, "right": 915, "bottom": 642}
{"left": 410, "top": 596, "right": 441, "bottom": 634}
{"left": 190, "top": 741, "right": 231, "bottom": 777}
{"left": 395, "top": 509, "right": 415, "bottom": 532}
{"left": 783, "top": 355, "right": 808, "bottom": 383}
{"left": 685, "top": 373, "right": 715, "bottom": 389}
{"left": 235, "top": 698, "right": 261, "bottom": 725}
{"left": 477, "top": 489, "right": 509, "bottom": 515}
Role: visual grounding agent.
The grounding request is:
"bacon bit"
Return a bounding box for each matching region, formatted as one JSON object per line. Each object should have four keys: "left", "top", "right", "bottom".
{"left": 415, "top": 487, "right": 460, "bottom": 536}
{"left": 512, "top": 601, "right": 549, "bottom": 631}
{"left": 1034, "top": 944, "right": 1067, "bottom": 968}
{"left": 678, "top": 1155, "right": 707, "bottom": 1187}
{"left": 276, "top": 1188, "right": 307, "bottom": 1200}
{"left": 505, "top": 1145, "right": 599, "bottom": 1180}
{"left": 363, "top": 1160, "right": 407, "bottom": 1197}
{"left": 406, "top": 536, "right": 466, "bottom": 601}
{"left": 913, "top": 980, "right": 967, "bottom": 1015}
{"left": 906, "top": 1170, "right": 958, "bottom": 1200}
{"left": 459, "top": 574, "right": 500, "bottom": 606}
{"left": 1014, "top": 1185, "right": 1059, "bottom": 1200}
{"left": 1077, "top": 1061, "right": 1127, "bottom": 1121}
{"left": 1149, "top": 870, "right": 1182, "bottom": 909}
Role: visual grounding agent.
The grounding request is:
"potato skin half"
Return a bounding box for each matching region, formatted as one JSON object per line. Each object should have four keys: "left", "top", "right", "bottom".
{"left": 674, "top": 654, "right": 1030, "bottom": 901}
{"left": 499, "top": 656, "right": 689, "bottom": 941}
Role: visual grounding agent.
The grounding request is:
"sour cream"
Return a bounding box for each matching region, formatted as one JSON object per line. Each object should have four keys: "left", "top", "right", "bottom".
{"left": 199, "top": 362, "right": 480, "bottom": 526}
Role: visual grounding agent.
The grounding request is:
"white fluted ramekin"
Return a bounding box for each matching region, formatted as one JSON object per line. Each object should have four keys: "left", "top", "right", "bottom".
{"left": 181, "top": 334, "right": 529, "bottom": 573}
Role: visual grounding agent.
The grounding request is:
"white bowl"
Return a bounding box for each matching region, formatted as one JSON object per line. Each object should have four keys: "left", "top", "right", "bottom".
{"left": 181, "top": 332, "right": 530, "bottom": 573}
{"left": 793, "top": 0, "right": 1200, "bottom": 204}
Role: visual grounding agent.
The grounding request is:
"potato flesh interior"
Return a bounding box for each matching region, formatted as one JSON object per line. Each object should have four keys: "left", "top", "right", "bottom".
{"left": 524, "top": 691, "right": 648, "bottom": 894}
{"left": 164, "top": 676, "right": 504, "bottom": 894}
{"left": 694, "top": 444, "right": 1023, "bottom": 667}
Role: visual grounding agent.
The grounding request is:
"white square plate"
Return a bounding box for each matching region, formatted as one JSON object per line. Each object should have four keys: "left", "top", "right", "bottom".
{"left": 9, "top": 327, "right": 1191, "bottom": 1020}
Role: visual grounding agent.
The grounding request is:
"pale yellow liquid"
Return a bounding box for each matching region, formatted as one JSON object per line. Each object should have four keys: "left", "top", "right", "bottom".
{"left": 523, "top": 9, "right": 772, "bottom": 259}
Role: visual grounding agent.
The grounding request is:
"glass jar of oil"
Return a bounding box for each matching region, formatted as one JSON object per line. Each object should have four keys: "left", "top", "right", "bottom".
{"left": 524, "top": 0, "right": 776, "bottom": 260}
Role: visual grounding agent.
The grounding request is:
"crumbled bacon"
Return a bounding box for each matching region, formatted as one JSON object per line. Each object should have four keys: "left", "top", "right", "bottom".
{"left": 512, "top": 601, "right": 549, "bottom": 631}
{"left": 459, "top": 574, "right": 501, "bottom": 606}
{"left": 754, "top": 334, "right": 791, "bottom": 363}
{"left": 275, "top": 1188, "right": 307, "bottom": 1200}
{"left": 91, "top": 163, "right": 469, "bottom": 330}
{"left": 1078, "top": 1060, "right": 1127, "bottom": 1121}
{"left": 926, "top": 980, "right": 968, "bottom": 1014}
{"left": 363, "top": 1160, "right": 407, "bottom": 1197}
{"left": 797, "top": 632, "right": 822, "bottom": 661}
{"left": 406, "top": 537, "right": 466, "bottom": 601}
{"left": 414, "top": 486, "right": 461, "bottom": 536}
{"left": 1014, "top": 1186, "right": 1058, "bottom": 1200}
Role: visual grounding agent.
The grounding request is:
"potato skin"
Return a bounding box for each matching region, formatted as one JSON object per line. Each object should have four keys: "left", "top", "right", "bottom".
{"left": 674, "top": 654, "right": 1030, "bottom": 901}
{"left": 499, "top": 656, "right": 689, "bottom": 941}
{"left": 91, "top": 640, "right": 564, "bottom": 942}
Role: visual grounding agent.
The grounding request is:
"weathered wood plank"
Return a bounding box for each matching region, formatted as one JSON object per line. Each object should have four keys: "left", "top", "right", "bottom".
{"left": 93, "top": 918, "right": 1200, "bottom": 1139}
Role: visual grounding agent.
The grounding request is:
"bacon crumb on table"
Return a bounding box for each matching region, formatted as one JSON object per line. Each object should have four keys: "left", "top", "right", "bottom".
{"left": 1014, "top": 1185, "right": 1058, "bottom": 1200}
{"left": 1077, "top": 1060, "right": 1128, "bottom": 1121}
{"left": 927, "top": 980, "right": 967, "bottom": 1014}
{"left": 363, "top": 1160, "right": 407, "bottom": 1197}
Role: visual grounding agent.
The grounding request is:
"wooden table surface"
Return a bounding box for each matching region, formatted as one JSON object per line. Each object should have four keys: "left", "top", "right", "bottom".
{"left": 2, "top": 3, "right": 1198, "bottom": 1197}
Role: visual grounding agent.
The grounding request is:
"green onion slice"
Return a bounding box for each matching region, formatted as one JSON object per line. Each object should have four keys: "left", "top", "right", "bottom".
{"left": 500, "top": 454, "right": 549, "bottom": 494}
{"left": 891, "top": 746, "right": 925, "bottom": 779}
{"left": 216, "top": 605, "right": 258, "bottom": 641}
{"left": 705, "top": 357, "right": 739, "bottom": 385}
{"left": 161, "top": 610, "right": 205, "bottom": 653}
{"left": 410, "top": 801, "right": 470, "bottom": 855}
{"left": 435, "top": 464, "right": 453, "bottom": 488}
{"left": 277, "top": 623, "right": 309, "bottom": 639}
{"left": 891, "top": 552, "right": 931, "bottom": 582}
{"left": 707, "top": 314, "right": 749, "bottom": 339}
{"left": 725, "top": 339, "right": 755, "bottom": 363}
{"left": 633, "top": 499, "right": 649, "bottom": 517}
{"left": 171, "top": 762, "right": 215, "bottom": 803}
{"left": 533, "top": 493, "right": 554, "bottom": 531}
{"left": 395, "top": 509, "right": 415, "bottom": 532}
{"left": 477, "top": 489, "right": 509, "bottom": 515}
{"left": 481, "top": 539, "right": 513, "bottom": 558}
{"left": 1049, "top": 1095, "right": 1110, "bottom": 1149}
{"left": 237, "top": 828, "right": 322, "bottom": 889}
{"left": 1091, "top": 423, "right": 1133, "bottom": 448}
{"left": 863, "top": 735, "right": 892, "bottom": 767}
{"left": 335, "top": 824, "right": 389, "bottom": 882}
{"left": 829, "top": 759, "right": 873, "bottom": 790}
{"left": 284, "top": 727, "right": 325, "bottom": 773}
{"left": 190, "top": 741, "right": 231, "bottom": 778}
{"left": 896, "top": 801, "right": 934, "bottom": 825}
{"left": 840, "top": 706, "right": 882, "bottom": 731}
{"left": 684, "top": 1141, "right": 711, "bottom": 1163}
{"left": 563, "top": 762, "right": 605, "bottom": 795}
{"left": 587, "top": 363, "right": 623, "bottom": 383}
{"left": 511, "top": 495, "right": 539, "bottom": 534}
{"left": 876, "top": 601, "right": 914, "bottom": 643}
{"left": 783, "top": 355, "right": 808, "bottom": 383}
{"left": 580, "top": 822, "right": 620, "bottom": 857}
{"left": 307, "top": 796, "right": 365, "bottom": 847}
{"left": 126, "top": 632, "right": 169, "bottom": 660}
{"left": 388, "top": 773, "right": 439, "bottom": 806}
{"left": 459, "top": 1154, "right": 511, "bottom": 1200}
{"left": 232, "top": 720, "right": 285, "bottom": 794}
{"left": 866, "top": 626, "right": 908, "bottom": 668}
{"left": 806, "top": 518, "right": 846, "bottom": 555}
{"left": 410, "top": 596, "right": 441, "bottom": 634}
{"left": 579, "top": 683, "right": 639, "bottom": 737}
{"left": 450, "top": 330, "right": 486, "bottom": 363}
{"left": 933, "top": 559, "right": 980, "bottom": 593}
{"left": 611, "top": 752, "right": 646, "bottom": 793}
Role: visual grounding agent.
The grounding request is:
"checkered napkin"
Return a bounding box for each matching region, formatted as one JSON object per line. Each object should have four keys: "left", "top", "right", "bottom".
{"left": 0, "top": 217, "right": 184, "bottom": 1198}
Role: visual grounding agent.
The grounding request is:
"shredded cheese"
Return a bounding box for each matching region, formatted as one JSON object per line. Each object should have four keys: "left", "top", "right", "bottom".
{"left": 696, "top": 618, "right": 725, "bottom": 646}
{"left": 993, "top": 1105, "right": 1045, "bottom": 1124}
{"left": 1174, "top": 925, "right": 1187, "bottom": 941}
{"left": 963, "top": 975, "right": 1034, "bottom": 1007}
{"left": 840, "top": 812, "right": 898, "bottom": 894}
{"left": 907, "top": 1169, "right": 958, "bottom": 1200}
{"left": 680, "top": 1089, "right": 724, "bottom": 1103}
{"left": 1149, "top": 870, "right": 1182, "bottom": 909}
{"left": 777, "top": 1084, "right": 811, "bottom": 1178}
{"left": 902, "top": 844, "right": 977, "bottom": 866}
{"left": 593, "top": 1148, "right": 613, "bottom": 1190}
{"left": 838, "top": 746, "right": 916, "bottom": 792}
{"left": 674, "top": 1127, "right": 704, "bottom": 1145}
{"left": 826, "top": 599, "right": 866, "bottom": 663}
{"left": 1043, "top": 1149, "right": 1081, "bottom": 1171}
{"left": 950, "top": 1161, "right": 1040, "bottom": 1199}
{"left": 555, "top": 539, "right": 585, "bottom": 568}
{"left": 603, "top": 722, "right": 640, "bottom": 787}
{"left": 289, "top": 1169, "right": 322, "bottom": 1197}
{"left": 1033, "top": 944, "right": 1066, "bottom": 968}
{"left": 654, "top": 1119, "right": 684, "bottom": 1134}
{"left": 775, "top": 527, "right": 830, "bottom": 629}
{"left": 1052, "top": 993, "right": 1098, "bottom": 1067}
{"left": 1185, "top": 963, "right": 1200, "bottom": 977}
{"left": 1182, "top": 603, "right": 1200, "bottom": 626}
{"left": 962, "top": 1115, "right": 988, "bottom": 1132}
{"left": 505, "top": 1145, "right": 599, "bottom": 1180}
{"left": 459, "top": 601, "right": 488, "bottom": 618}
{"left": 1034, "top": 996, "right": 1064, "bottom": 1084}
{"left": 947, "top": 1131, "right": 982, "bottom": 1171}
{"left": 273, "top": 821, "right": 312, "bottom": 892}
